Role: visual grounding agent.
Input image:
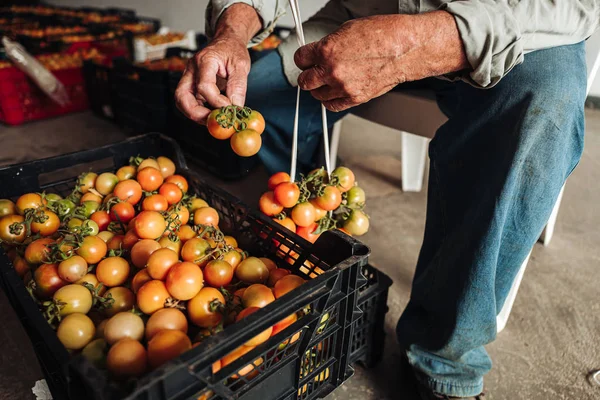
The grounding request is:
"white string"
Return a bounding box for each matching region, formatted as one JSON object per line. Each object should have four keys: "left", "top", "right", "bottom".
{"left": 287, "top": 0, "right": 332, "bottom": 181}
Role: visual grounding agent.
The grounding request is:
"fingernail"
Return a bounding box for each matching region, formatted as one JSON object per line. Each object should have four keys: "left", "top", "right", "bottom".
{"left": 231, "top": 95, "right": 244, "bottom": 107}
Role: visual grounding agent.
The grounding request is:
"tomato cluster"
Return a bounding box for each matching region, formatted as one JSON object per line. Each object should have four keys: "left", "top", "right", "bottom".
{"left": 0, "top": 156, "right": 321, "bottom": 386}
{"left": 259, "top": 167, "right": 370, "bottom": 242}
{"left": 207, "top": 106, "right": 265, "bottom": 157}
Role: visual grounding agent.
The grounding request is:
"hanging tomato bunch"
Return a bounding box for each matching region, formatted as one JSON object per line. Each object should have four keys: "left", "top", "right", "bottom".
{"left": 206, "top": 106, "right": 265, "bottom": 157}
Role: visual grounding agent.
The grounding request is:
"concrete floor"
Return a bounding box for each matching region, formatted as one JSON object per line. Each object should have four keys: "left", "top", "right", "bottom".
{"left": 1, "top": 110, "right": 599, "bottom": 400}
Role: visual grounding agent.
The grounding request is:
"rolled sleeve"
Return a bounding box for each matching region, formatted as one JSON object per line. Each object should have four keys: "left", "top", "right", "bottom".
{"left": 442, "top": 1, "right": 524, "bottom": 88}
{"left": 206, "top": 0, "right": 286, "bottom": 48}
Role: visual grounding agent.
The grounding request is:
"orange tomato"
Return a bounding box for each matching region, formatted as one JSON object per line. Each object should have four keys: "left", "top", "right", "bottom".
{"left": 159, "top": 183, "right": 183, "bottom": 205}
{"left": 259, "top": 191, "right": 283, "bottom": 217}
{"left": 25, "top": 237, "right": 53, "bottom": 265}
{"left": 267, "top": 268, "right": 291, "bottom": 287}
{"left": 267, "top": 172, "right": 291, "bottom": 191}
{"left": 76, "top": 236, "right": 107, "bottom": 265}
{"left": 273, "top": 182, "right": 300, "bottom": 208}
{"left": 130, "top": 239, "right": 161, "bottom": 268}
{"left": 113, "top": 179, "right": 142, "bottom": 205}
{"left": 137, "top": 167, "right": 164, "bottom": 192}
{"left": 274, "top": 217, "right": 296, "bottom": 232}
{"left": 145, "top": 308, "right": 188, "bottom": 340}
{"left": 273, "top": 275, "right": 305, "bottom": 299}
{"left": 290, "top": 202, "right": 316, "bottom": 228}
{"left": 236, "top": 307, "right": 272, "bottom": 346}
{"left": 176, "top": 225, "right": 196, "bottom": 242}
{"left": 31, "top": 209, "right": 60, "bottom": 236}
{"left": 142, "top": 194, "right": 169, "bottom": 212}
{"left": 165, "top": 262, "right": 204, "bottom": 300}
{"left": 131, "top": 269, "right": 153, "bottom": 294}
{"left": 180, "top": 237, "right": 211, "bottom": 265}
{"left": 204, "top": 259, "right": 233, "bottom": 288}
{"left": 136, "top": 280, "right": 170, "bottom": 315}
{"left": 242, "top": 284, "right": 275, "bottom": 308}
{"left": 193, "top": 207, "right": 219, "bottom": 227}
{"left": 271, "top": 313, "right": 297, "bottom": 336}
{"left": 164, "top": 175, "right": 188, "bottom": 193}
{"left": 96, "top": 256, "right": 130, "bottom": 287}
{"left": 157, "top": 156, "right": 176, "bottom": 178}
{"left": 135, "top": 211, "right": 167, "bottom": 239}
{"left": 187, "top": 287, "right": 225, "bottom": 328}
{"left": 146, "top": 248, "right": 179, "bottom": 280}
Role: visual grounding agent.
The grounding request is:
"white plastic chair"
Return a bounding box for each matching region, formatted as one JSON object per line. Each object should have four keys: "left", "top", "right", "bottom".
{"left": 330, "top": 32, "right": 600, "bottom": 333}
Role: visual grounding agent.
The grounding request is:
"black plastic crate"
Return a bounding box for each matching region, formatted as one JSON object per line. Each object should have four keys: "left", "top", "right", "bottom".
{"left": 0, "top": 133, "right": 370, "bottom": 400}
{"left": 349, "top": 265, "right": 392, "bottom": 367}
{"left": 82, "top": 60, "right": 116, "bottom": 121}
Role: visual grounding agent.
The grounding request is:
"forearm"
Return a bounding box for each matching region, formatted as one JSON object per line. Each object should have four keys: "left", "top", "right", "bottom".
{"left": 214, "top": 3, "right": 262, "bottom": 42}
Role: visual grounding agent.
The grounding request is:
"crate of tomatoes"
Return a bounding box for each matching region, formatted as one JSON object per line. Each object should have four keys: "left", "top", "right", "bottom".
{"left": 0, "top": 133, "right": 371, "bottom": 400}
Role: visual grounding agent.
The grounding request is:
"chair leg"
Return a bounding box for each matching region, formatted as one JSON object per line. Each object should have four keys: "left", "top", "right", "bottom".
{"left": 330, "top": 120, "right": 343, "bottom": 170}
{"left": 539, "top": 184, "right": 565, "bottom": 246}
{"left": 496, "top": 250, "right": 532, "bottom": 333}
{"left": 401, "top": 132, "right": 429, "bottom": 192}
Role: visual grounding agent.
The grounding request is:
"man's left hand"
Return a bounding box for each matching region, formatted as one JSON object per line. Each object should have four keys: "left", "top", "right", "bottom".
{"left": 294, "top": 12, "right": 469, "bottom": 112}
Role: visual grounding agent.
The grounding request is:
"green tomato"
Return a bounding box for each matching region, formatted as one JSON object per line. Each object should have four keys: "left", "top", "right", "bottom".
{"left": 76, "top": 201, "right": 100, "bottom": 219}
{"left": 67, "top": 218, "right": 83, "bottom": 230}
{"left": 82, "top": 338, "right": 108, "bottom": 369}
{"left": 81, "top": 220, "right": 99, "bottom": 236}
{"left": 45, "top": 193, "right": 63, "bottom": 202}
{"left": 343, "top": 210, "right": 370, "bottom": 236}
{"left": 54, "top": 199, "right": 76, "bottom": 218}
{"left": 346, "top": 186, "right": 366, "bottom": 207}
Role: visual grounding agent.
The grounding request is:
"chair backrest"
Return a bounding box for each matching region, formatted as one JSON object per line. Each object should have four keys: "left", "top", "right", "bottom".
{"left": 585, "top": 30, "right": 600, "bottom": 96}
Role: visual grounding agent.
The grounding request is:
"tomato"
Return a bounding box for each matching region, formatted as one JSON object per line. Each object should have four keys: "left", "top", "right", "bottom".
{"left": 90, "top": 210, "right": 110, "bottom": 231}
{"left": 166, "top": 262, "right": 204, "bottom": 300}
{"left": 137, "top": 280, "right": 171, "bottom": 315}
{"left": 52, "top": 199, "right": 76, "bottom": 219}
{"left": 343, "top": 210, "right": 369, "bottom": 236}
{"left": 259, "top": 191, "right": 283, "bottom": 217}
{"left": 204, "top": 260, "right": 233, "bottom": 287}
{"left": 127, "top": 217, "right": 137, "bottom": 232}
{"left": 82, "top": 338, "right": 108, "bottom": 369}
{"left": 34, "top": 263, "right": 66, "bottom": 298}
{"left": 58, "top": 255, "right": 88, "bottom": 283}
{"left": 144, "top": 247, "right": 178, "bottom": 280}
{"left": 12, "top": 255, "right": 31, "bottom": 278}
{"left": 188, "top": 287, "right": 225, "bottom": 328}
{"left": 77, "top": 273, "right": 106, "bottom": 296}
{"left": 231, "top": 129, "right": 262, "bottom": 157}
{"left": 122, "top": 229, "right": 140, "bottom": 250}
{"left": 296, "top": 223, "right": 321, "bottom": 244}
{"left": 137, "top": 167, "right": 164, "bottom": 192}
{"left": 81, "top": 219, "right": 99, "bottom": 236}
{"left": 25, "top": 238, "right": 53, "bottom": 265}
{"left": 236, "top": 307, "right": 272, "bottom": 346}
{"left": 131, "top": 239, "right": 161, "bottom": 269}
{"left": 145, "top": 308, "right": 188, "bottom": 340}
{"left": 116, "top": 165, "right": 136, "bottom": 181}
{"left": 81, "top": 192, "right": 102, "bottom": 204}
{"left": 159, "top": 236, "right": 182, "bottom": 254}
{"left": 53, "top": 284, "right": 93, "bottom": 316}
{"left": 315, "top": 186, "right": 342, "bottom": 211}
{"left": 131, "top": 269, "right": 153, "bottom": 294}
{"left": 107, "top": 234, "right": 124, "bottom": 251}
{"left": 221, "top": 250, "right": 242, "bottom": 271}
{"left": 135, "top": 211, "right": 167, "bottom": 239}
{"left": 110, "top": 201, "right": 135, "bottom": 224}
{"left": 268, "top": 268, "right": 291, "bottom": 287}
{"left": 113, "top": 179, "right": 142, "bottom": 205}
{"left": 236, "top": 257, "right": 269, "bottom": 284}
{"left": 159, "top": 183, "right": 183, "bottom": 205}
{"left": 221, "top": 345, "right": 263, "bottom": 379}
{"left": 274, "top": 182, "right": 300, "bottom": 208}
{"left": 291, "top": 202, "right": 316, "bottom": 227}
{"left": 95, "top": 173, "right": 120, "bottom": 196}
{"left": 157, "top": 156, "right": 176, "bottom": 178}
{"left": 96, "top": 256, "right": 130, "bottom": 287}
{"left": 177, "top": 225, "right": 196, "bottom": 242}
{"left": 223, "top": 236, "right": 237, "bottom": 248}
{"left": 77, "top": 236, "right": 107, "bottom": 264}
{"left": 57, "top": 313, "right": 95, "bottom": 350}
{"left": 193, "top": 207, "right": 219, "bottom": 227}
{"left": 78, "top": 172, "right": 97, "bottom": 194}
{"left": 0, "top": 215, "right": 26, "bottom": 243}
{"left": 273, "top": 275, "right": 305, "bottom": 299}
{"left": 0, "top": 199, "right": 16, "bottom": 217}
{"left": 271, "top": 313, "right": 297, "bottom": 336}
{"left": 142, "top": 194, "right": 169, "bottom": 211}
{"left": 165, "top": 175, "right": 189, "bottom": 193}
{"left": 331, "top": 166, "right": 355, "bottom": 192}
{"left": 138, "top": 158, "right": 160, "bottom": 171}
{"left": 207, "top": 109, "right": 236, "bottom": 140}
{"left": 103, "top": 287, "right": 135, "bottom": 317}
{"left": 68, "top": 217, "right": 83, "bottom": 230}
{"left": 188, "top": 198, "right": 209, "bottom": 213}
{"left": 346, "top": 186, "right": 366, "bottom": 207}
{"left": 168, "top": 205, "right": 190, "bottom": 225}
{"left": 309, "top": 199, "right": 327, "bottom": 221}
{"left": 245, "top": 110, "right": 265, "bottom": 135}
{"left": 267, "top": 172, "right": 291, "bottom": 191}
{"left": 104, "top": 312, "right": 145, "bottom": 344}
{"left": 242, "top": 284, "right": 275, "bottom": 308}
{"left": 16, "top": 193, "right": 45, "bottom": 215}
{"left": 76, "top": 201, "right": 100, "bottom": 218}
{"left": 148, "top": 329, "right": 192, "bottom": 369}
{"left": 258, "top": 258, "right": 277, "bottom": 271}
{"left": 107, "top": 338, "right": 147, "bottom": 378}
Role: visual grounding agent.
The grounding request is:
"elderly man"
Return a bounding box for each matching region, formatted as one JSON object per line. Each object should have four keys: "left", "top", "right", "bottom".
{"left": 175, "top": 1, "right": 599, "bottom": 398}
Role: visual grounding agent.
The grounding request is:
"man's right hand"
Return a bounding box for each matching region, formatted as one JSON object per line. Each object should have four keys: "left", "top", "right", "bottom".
{"left": 175, "top": 3, "right": 261, "bottom": 124}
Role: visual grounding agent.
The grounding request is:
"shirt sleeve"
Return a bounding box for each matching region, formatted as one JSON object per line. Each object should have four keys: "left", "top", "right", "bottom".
{"left": 206, "top": 0, "right": 287, "bottom": 48}
{"left": 442, "top": 0, "right": 600, "bottom": 88}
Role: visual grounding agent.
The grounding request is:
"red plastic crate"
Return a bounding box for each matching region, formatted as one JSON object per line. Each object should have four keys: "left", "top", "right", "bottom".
{"left": 0, "top": 65, "right": 89, "bottom": 125}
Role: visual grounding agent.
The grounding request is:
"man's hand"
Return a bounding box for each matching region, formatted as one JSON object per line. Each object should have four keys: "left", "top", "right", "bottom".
{"left": 294, "top": 11, "right": 469, "bottom": 112}
{"left": 175, "top": 3, "right": 261, "bottom": 124}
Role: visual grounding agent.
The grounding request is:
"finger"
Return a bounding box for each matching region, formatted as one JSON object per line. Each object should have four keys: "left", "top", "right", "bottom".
{"left": 310, "top": 85, "right": 343, "bottom": 102}
{"left": 294, "top": 42, "right": 319, "bottom": 70}
{"left": 297, "top": 66, "right": 327, "bottom": 91}
{"left": 323, "top": 97, "right": 356, "bottom": 112}
{"left": 196, "top": 58, "right": 231, "bottom": 108}
{"left": 226, "top": 69, "right": 248, "bottom": 107}
{"left": 175, "top": 68, "right": 212, "bottom": 124}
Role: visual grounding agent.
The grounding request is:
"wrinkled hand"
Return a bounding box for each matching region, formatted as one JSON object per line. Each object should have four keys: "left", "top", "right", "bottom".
{"left": 175, "top": 36, "right": 250, "bottom": 124}
{"left": 294, "top": 12, "right": 468, "bottom": 112}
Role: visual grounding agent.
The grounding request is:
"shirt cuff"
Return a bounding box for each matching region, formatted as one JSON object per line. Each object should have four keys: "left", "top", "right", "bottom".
{"left": 206, "top": 0, "right": 284, "bottom": 48}
{"left": 442, "top": 1, "right": 524, "bottom": 88}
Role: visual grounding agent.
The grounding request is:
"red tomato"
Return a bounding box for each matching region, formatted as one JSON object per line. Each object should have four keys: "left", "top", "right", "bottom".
{"left": 296, "top": 223, "right": 321, "bottom": 243}
{"left": 137, "top": 167, "right": 164, "bottom": 192}
{"left": 159, "top": 183, "right": 183, "bottom": 205}
{"left": 204, "top": 260, "right": 233, "bottom": 287}
{"left": 274, "top": 182, "right": 300, "bottom": 208}
{"left": 110, "top": 202, "right": 135, "bottom": 224}
{"left": 267, "top": 172, "right": 291, "bottom": 191}
{"left": 314, "top": 186, "right": 342, "bottom": 211}
{"left": 122, "top": 229, "right": 140, "bottom": 250}
{"left": 34, "top": 263, "right": 67, "bottom": 298}
{"left": 142, "top": 194, "right": 169, "bottom": 212}
{"left": 113, "top": 179, "right": 143, "bottom": 205}
{"left": 259, "top": 191, "right": 283, "bottom": 217}
{"left": 90, "top": 210, "right": 111, "bottom": 231}
{"left": 25, "top": 238, "right": 54, "bottom": 265}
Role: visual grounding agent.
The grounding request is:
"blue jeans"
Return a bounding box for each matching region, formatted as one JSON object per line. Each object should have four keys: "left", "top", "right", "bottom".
{"left": 246, "top": 43, "right": 587, "bottom": 397}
